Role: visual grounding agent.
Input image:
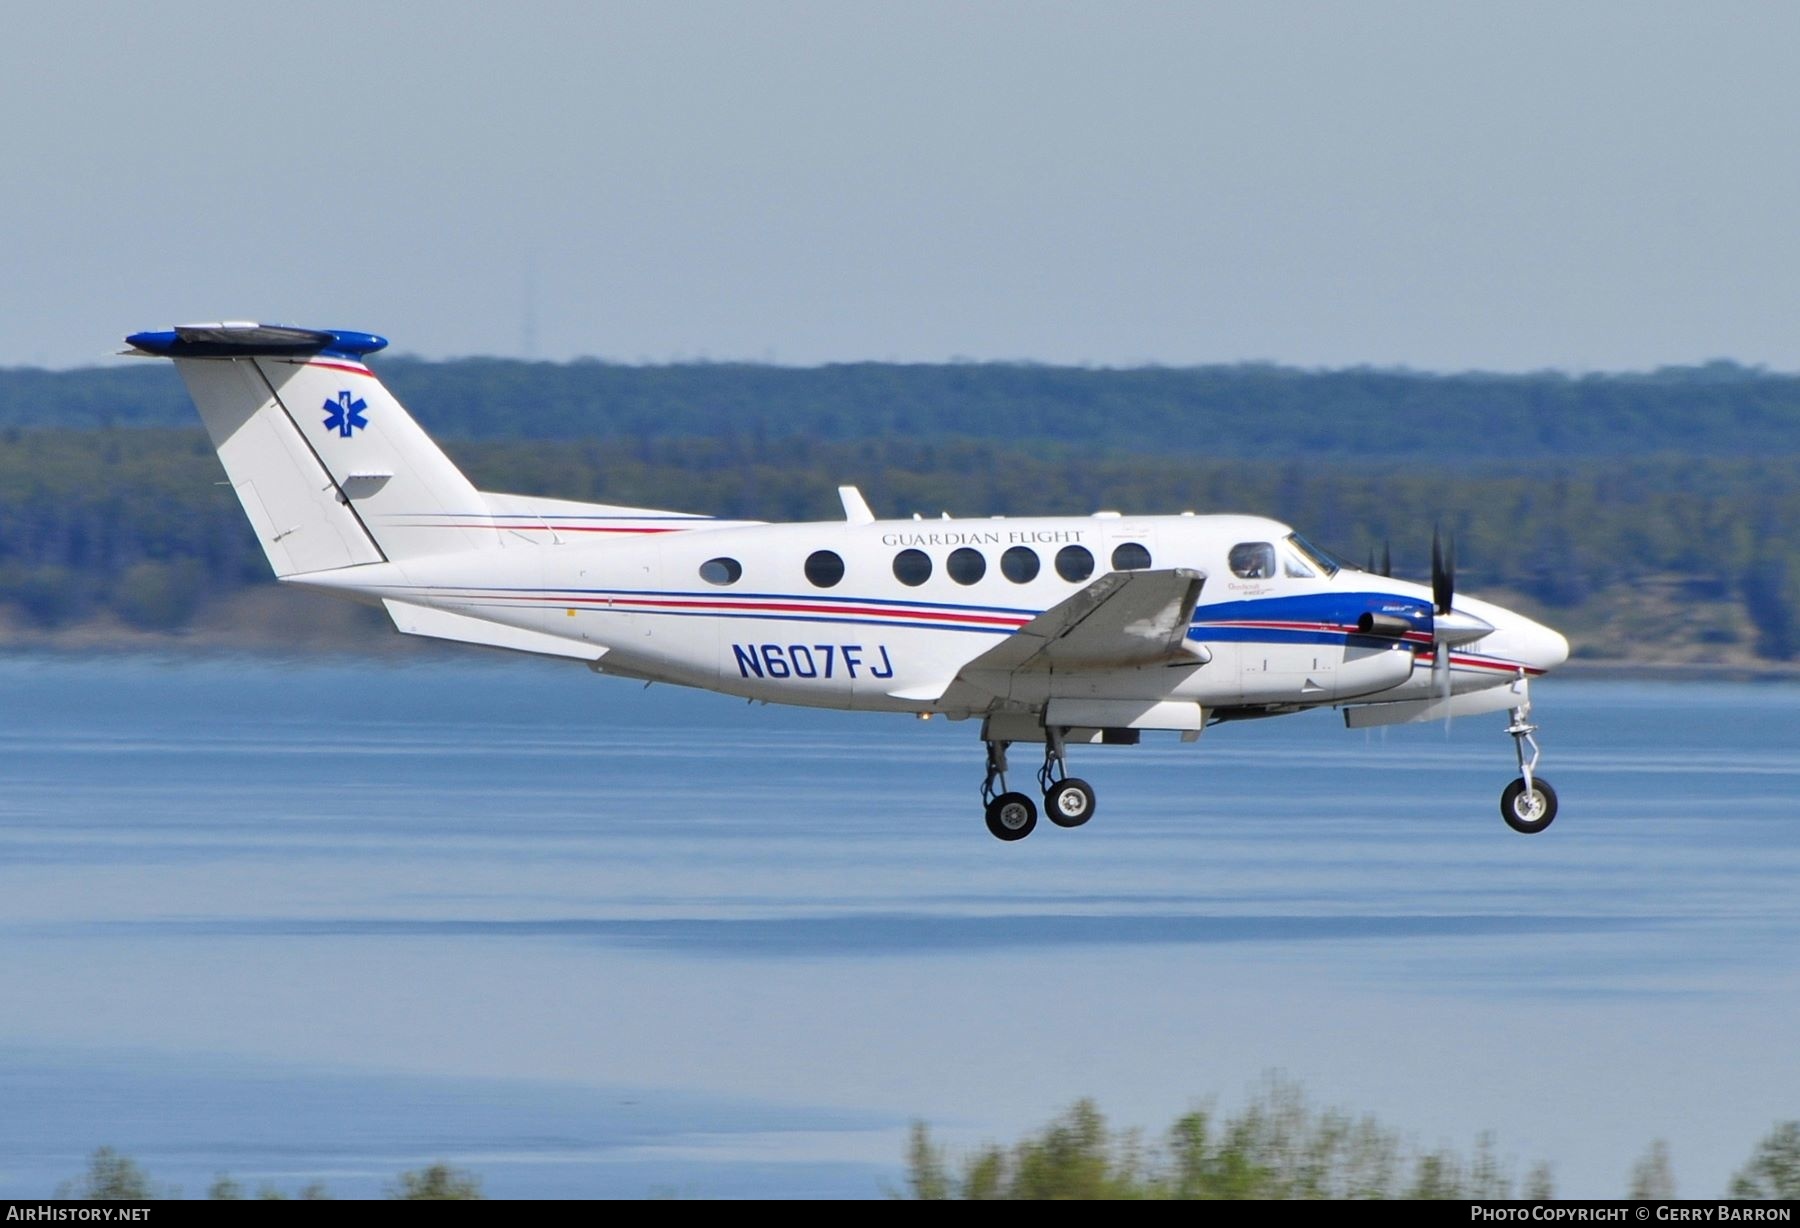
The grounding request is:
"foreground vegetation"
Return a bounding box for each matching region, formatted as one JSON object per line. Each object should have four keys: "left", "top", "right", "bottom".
{"left": 52, "top": 1086, "right": 1800, "bottom": 1199}
{"left": 903, "top": 1083, "right": 1800, "bottom": 1200}
{"left": 58, "top": 1150, "right": 482, "bottom": 1200}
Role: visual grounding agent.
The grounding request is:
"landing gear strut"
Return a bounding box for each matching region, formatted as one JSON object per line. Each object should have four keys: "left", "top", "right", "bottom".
{"left": 1037, "top": 727, "right": 1096, "bottom": 829}
{"left": 981, "top": 728, "right": 1097, "bottom": 840}
{"left": 1500, "top": 679, "right": 1557, "bottom": 834}
{"left": 982, "top": 740, "right": 1037, "bottom": 841}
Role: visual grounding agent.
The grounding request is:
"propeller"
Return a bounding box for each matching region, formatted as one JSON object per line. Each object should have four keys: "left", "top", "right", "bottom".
{"left": 1430, "top": 526, "right": 1456, "bottom": 719}
{"left": 1431, "top": 525, "right": 1454, "bottom": 615}
{"left": 1364, "top": 539, "right": 1393, "bottom": 578}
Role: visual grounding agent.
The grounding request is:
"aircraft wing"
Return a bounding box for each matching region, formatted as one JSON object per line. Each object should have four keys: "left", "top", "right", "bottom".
{"left": 917, "top": 568, "right": 1208, "bottom": 708}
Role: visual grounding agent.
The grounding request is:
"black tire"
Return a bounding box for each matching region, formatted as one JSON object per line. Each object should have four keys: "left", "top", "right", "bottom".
{"left": 1045, "top": 778, "right": 1096, "bottom": 828}
{"left": 1500, "top": 776, "right": 1558, "bottom": 834}
{"left": 985, "top": 792, "right": 1038, "bottom": 841}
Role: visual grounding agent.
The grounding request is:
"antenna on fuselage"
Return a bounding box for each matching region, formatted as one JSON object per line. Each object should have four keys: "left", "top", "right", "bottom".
{"left": 838, "top": 485, "right": 875, "bottom": 525}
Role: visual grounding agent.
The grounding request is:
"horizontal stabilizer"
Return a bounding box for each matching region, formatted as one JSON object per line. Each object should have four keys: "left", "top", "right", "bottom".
{"left": 383, "top": 600, "right": 606, "bottom": 663}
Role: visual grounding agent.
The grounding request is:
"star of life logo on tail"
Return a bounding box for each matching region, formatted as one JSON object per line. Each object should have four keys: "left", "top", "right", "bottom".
{"left": 323, "top": 390, "right": 368, "bottom": 437}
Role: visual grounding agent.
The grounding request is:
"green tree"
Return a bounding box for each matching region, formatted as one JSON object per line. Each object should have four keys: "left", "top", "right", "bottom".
{"left": 388, "top": 1163, "right": 483, "bottom": 1200}
{"left": 1002, "top": 1099, "right": 1144, "bottom": 1199}
{"left": 904, "top": 1122, "right": 951, "bottom": 1200}
{"left": 1405, "top": 1150, "right": 1463, "bottom": 1199}
{"left": 1629, "top": 1139, "right": 1676, "bottom": 1199}
{"left": 1730, "top": 1121, "right": 1800, "bottom": 1200}
{"left": 58, "top": 1148, "right": 155, "bottom": 1200}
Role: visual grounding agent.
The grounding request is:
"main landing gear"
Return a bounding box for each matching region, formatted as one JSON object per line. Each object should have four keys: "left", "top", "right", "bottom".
{"left": 981, "top": 728, "right": 1096, "bottom": 841}
{"left": 1500, "top": 680, "right": 1557, "bottom": 834}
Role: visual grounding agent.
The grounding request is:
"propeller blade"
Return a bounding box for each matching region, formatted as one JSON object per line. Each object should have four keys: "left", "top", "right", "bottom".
{"left": 1380, "top": 540, "right": 1391, "bottom": 578}
{"left": 1431, "top": 525, "right": 1455, "bottom": 614}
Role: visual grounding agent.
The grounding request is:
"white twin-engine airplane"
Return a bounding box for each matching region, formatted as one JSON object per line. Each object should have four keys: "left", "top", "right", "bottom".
{"left": 128, "top": 323, "right": 1572, "bottom": 842}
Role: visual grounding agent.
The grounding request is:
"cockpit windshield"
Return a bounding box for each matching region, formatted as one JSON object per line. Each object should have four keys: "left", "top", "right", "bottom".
{"left": 1284, "top": 532, "right": 1342, "bottom": 578}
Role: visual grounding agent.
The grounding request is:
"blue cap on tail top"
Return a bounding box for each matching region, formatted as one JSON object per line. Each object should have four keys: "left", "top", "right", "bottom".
{"left": 126, "top": 323, "right": 388, "bottom": 361}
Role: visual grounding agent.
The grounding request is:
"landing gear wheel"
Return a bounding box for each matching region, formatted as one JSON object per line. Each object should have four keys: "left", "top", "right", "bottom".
{"left": 1501, "top": 776, "right": 1558, "bottom": 834}
{"left": 1045, "top": 778, "right": 1096, "bottom": 828}
{"left": 985, "top": 792, "right": 1038, "bottom": 841}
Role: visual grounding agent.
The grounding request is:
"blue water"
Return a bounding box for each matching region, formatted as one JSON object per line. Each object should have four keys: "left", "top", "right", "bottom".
{"left": 1, "top": 655, "right": 1796, "bottom": 1198}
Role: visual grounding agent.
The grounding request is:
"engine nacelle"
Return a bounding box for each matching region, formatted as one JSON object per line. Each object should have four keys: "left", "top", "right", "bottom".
{"left": 1355, "top": 612, "right": 1413, "bottom": 637}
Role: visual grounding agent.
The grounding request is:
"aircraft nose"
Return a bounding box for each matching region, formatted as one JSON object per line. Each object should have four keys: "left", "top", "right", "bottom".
{"left": 1519, "top": 618, "right": 1570, "bottom": 672}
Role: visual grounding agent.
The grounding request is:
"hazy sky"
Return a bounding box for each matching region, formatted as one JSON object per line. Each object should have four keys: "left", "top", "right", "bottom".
{"left": 8, "top": 2, "right": 1800, "bottom": 371}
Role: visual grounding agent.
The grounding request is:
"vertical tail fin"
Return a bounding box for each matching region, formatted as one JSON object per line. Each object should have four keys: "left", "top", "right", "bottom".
{"left": 127, "top": 323, "right": 499, "bottom": 575}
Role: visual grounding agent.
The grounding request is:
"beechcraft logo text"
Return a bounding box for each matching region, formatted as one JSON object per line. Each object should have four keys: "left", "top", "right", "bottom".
{"left": 323, "top": 390, "right": 368, "bottom": 437}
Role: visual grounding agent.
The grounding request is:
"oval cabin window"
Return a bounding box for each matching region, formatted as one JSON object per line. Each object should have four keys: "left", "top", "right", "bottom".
{"left": 947, "top": 547, "right": 987, "bottom": 585}
{"left": 1001, "top": 546, "right": 1040, "bottom": 583}
{"left": 1111, "top": 542, "right": 1152, "bottom": 571}
{"left": 892, "top": 549, "right": 932, "bottom": 587}
{"left": 1055, "top": 544, "right": 1095, "bottom": 582}
{"left": 804, "top": 549, "right": 845, "bottom": 588}
{"left": 699, "top": 557, "right": 742, "bottom": 586}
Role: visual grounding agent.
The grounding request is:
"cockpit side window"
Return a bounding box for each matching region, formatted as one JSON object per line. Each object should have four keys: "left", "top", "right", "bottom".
{"left": 1229, "top": 542, "right": 1277, "bottom": 580}
{"left": 1284, "top": 532, "right": 1342, "bottom": 578}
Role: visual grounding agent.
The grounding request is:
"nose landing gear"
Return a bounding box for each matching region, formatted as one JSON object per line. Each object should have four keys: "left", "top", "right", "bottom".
{"left": 1500, "top": 680, "right": 1557, "bottom": 834}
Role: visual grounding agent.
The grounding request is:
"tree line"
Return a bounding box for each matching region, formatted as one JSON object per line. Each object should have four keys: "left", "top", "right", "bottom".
{"left": 6, "top": 355, "right": 1800, "bottom": 460}
{"left": 1, "top": 425, "right": 1795, "bottom": 660}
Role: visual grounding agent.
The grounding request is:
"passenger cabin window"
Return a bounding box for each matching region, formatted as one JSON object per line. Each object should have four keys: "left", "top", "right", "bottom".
{"left": 699, "top": 557, "right": 742, "bottom": 586}
{"left": 1055, "top": 544, "right": 1095, "bottom": 582}
{"left": 1111, "top": 541, "right": 1152, "bottom": 571}
{"left": 804, "top": 549, "right": 845, "bottom": 588}
{"left": 892, "top": 548, "right": 932, "bottom": 587}
{"left": 1001, "top": 546, "right": 1040, "bottom": 583}
{"left": 1229, "top": 542, "right": 1277, "bottom": 579}
{"left": 947, "top": 547, "right": 986, "bottom": 585}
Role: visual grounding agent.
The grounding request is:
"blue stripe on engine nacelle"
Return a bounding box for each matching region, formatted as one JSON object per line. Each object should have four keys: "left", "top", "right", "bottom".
{"left": 1196, "top": 591, "right": 1434, "bottom": 632}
